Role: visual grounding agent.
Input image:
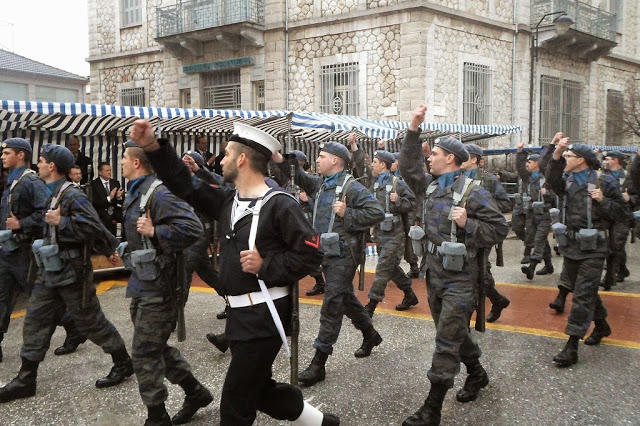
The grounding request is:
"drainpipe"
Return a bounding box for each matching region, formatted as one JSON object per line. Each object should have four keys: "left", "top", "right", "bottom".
{"left": 285, "top": 0, "right": 290, "bottom": 111}
{"left": 510, "top": 0, "right": 519, "bottom": 148}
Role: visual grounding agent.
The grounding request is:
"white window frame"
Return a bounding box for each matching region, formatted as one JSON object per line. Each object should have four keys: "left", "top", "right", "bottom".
{"left": 313, "top": 52, "right": 367, "bottom": 117}
{"left": 538, "top": 75, "right": 583, "bottom": 144}
{"left": 121, "top": 0, "right": 143, "bottom": 28}
{"left": 253, "top": 81, "right": 265, "bottom": 111}
{"left": 461, "top": 62, "right": 493, "bottom": 125}
{"left": 457, "top": 54, "right": 493, "bottom": 125}
{"left": 202, "top": 69, "right": 242, "bottom": 110}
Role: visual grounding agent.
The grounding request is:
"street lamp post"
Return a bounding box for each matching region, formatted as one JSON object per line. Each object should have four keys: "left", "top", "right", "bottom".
{"left": 528, "top": 12, "right": 574, "bottom": 145}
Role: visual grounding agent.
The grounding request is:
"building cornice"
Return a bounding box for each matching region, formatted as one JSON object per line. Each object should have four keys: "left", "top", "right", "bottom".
{"left": 86, "top": 47, "right": 163, "bottom": 64}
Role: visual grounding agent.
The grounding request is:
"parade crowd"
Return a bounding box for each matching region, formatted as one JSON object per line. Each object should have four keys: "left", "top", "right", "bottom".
{"left": 0, "top": 103, "right": 638, "bottom": 426}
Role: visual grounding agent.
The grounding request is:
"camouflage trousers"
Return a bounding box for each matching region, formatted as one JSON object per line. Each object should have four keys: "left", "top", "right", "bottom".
{"left": 560, "top": 257, "right": 608, "bottom": 338}
{"left": 129, "top": 295, "right": 191, "bottom": 407}
{"left": 0, "top": 247, "right": 32, "bottom": 335}
{"left": 483, "top": 247, "right": 507, "bottom": 305}
{"left": 21, "top": 280, "right": 125, "bottom": 362}
{"left": 314, "top": 260, "right": 373, "bottom": 355}
{"left": 512, "top": 213, "right": 552, "bottom": 262}
{"left": 368, "top": 234, "right": 413, "bottom": 301}
{"left": 426, "top": 270, "right": 481, "bottom": 389}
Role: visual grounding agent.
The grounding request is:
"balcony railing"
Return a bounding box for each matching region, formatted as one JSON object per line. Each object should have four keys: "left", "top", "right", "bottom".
{"left": 157, "top": 0, "right": 264, "bottom": 38}
{"left": 532, "top": 0, "right": 617, "bottom": 42}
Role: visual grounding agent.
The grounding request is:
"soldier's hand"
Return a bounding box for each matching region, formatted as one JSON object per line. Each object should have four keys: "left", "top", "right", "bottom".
{"left": 390, "top": 192, "right": 399, "bottom": 203}
{"left": 182, "top": 154, "right": 200, "bottom": 172}
{"left": 377, "top": 139, "right": 385, "bottom": 149}
{"left": 272, "top": 151, "right": 284, "bottom": 164}
{"left": 451, "top": 207, "right": 467, "bottom": 228}
{"left": 517, "top": 141, "right": 524, "bottom": 152}
{"left": 422, "top": 141, "right": 431, "bottom": 158}
{"left": 553, "top": 137, "right": 570, "bottom": 160}
{"left": 299, "top": 191, "right": 309, "bottom": 202}
{"left": 541, "top": 187, "right": 546, "bottom": 196}
{"left": 107, "top": 252, "right": 119, "bottom": 265}
{"left": 240, "top": 248, "right": 263, "bottom": 274}
{"left": 137, "top": 212, "right": 155, "bottom": 237}
{"left": 623, "top": 190, "right": 630, "bottom": 202}
{"left": 589, "top": 188, "right": 604, "bottom": 203}
{"left": 333, "top": 196, "right": 347, "bottom": 218}
{"left": 45, "top": 207, "right": 61, "bottom": 226}
{"left": 6, "top": 212, "right": 21, "bottom": 230}
{"left": 409, "top": 104, "right": 428, "bottom": 131}
{"left": 129, "top": 120, "right": 159, "bottom": 151}
{"left": 552, "top": 132, "right": 563, "bottom": 144}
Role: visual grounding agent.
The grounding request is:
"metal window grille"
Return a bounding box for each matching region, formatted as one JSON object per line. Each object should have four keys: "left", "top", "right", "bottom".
{"left": 121, "top": 87, "right": 146, "bottom": 106}
{"left": 606, "top": 89, "right": 624, "bottom": 143}
{"left": 254, "top": 81, "right": 265, "bottom": 110}
{"left": 203, "top": 70, "right": 241, "bottom": 109}
{"left": 320, "top": 63, "right": 359, "bottom": 116}
{"left": 539, "top": 76, "right": 582, "bottom": 143}
{"left": 462, "top": 63, "right": 493, "bottom": 125}
{"left": 562, "top": 80, "right": 582, "bottom": 142}
{"left": 121, "top": 0, "right": 142, "bottom": 28}
{"left": 610, "top": 0, "right": 624, "bottom": 32}
{"left": 180, "top": 89, "right": 192, "bottom": 109}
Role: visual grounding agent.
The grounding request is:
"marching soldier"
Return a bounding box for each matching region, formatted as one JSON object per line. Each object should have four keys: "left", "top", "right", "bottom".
{"left": 399, "top": 105, "right": 508, "bottom": 425}
{"left": 515, "top": 142, "right": 555, "bottom": 279}
{"left": 461, "top": 144, "right": 511, "bottom": 323}
{"left": 276, "top": 141, "right": 385, "bottom": 387}
{"left": 130, "top": 121, "right": 339, "bottom": 425}
{"left": 0, "top": 144, "right": 133, "bottom": 403}
{"left": 119, "top": 141, "right": 212, "bottom": 425}
{"left": 546, "top": 140, "right": 627, "bottom": 365}
{"left": 361, "top": 149, "right": 419, "bottom": 316}
{"left": 601, "top": 151, "right": 633, "bottom": 288}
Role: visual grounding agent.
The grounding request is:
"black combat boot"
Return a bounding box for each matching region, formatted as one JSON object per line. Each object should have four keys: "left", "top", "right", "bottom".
{"left": 144, "top": 403, "right": 172, "bottom": 426}
{"left": 601, "top": 258, "right": 617, "bottom": 291}
{"left": 54, "top": 322, "right": 87, "bottom": 356}
{"left": 584, "top": 319, "right": 612, "bottom": 346}
{"left": 402, "top": 383, "right": 448, "bottom": 426}
{"left": 553, "top": 336, "right": 579, "bottom": 367}
{"left": 396, "top": 288, "right": 419, "bottom": 311}
{"left": 364, "top": 300, "right": 378, "bottom": 318}
{"left": 456, "top": 361, "right": 489, "bottom": 402}
{"left": 95, "top": 347, "right": 134, "bottom": 388}
{"left": 536, "top": 259, "right": 554, "bottom": 276}
{"left": 520, "top": 247, "right": 532, "bottom": 264}
{"left": 206, "top": 332, "right": 229, "bottom": 353}
{"left": 354, "top": 326, "right": 382, "bottom": 358}
{"left": 549, "top": 287, "right": 569, "bottom": 314}
{"left": 298, "top": 350, "right": 329, "bottom": 387}
{"left": 172, "top": 373, "right": 214, "bottom": 424}
{"left": 0, "top": 357, "right": 39, "bottom": 403}
{"left": 407, "top": 264, "right": 420, "bottom": 279}
{"left": 322, "top": 413, "right": 341, "bottom": 425}
{"left": 616, "top": 264, "right": 630, "bottom": 282}
{"left": 486, "top": 296, "right": 510, "bottom": 323}
{"left": 216, "top": 307, "right": 228, "bottom": 320}
{"left": 521, "top": 260, "right": 539, "bottom": 280}
{"left": 306, "top": 281, "right": 326, "bottom": 296}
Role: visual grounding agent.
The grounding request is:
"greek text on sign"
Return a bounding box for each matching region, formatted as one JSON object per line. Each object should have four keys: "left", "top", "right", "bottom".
{"left": 183, "top": 57, "right": 254, "bottom": 73}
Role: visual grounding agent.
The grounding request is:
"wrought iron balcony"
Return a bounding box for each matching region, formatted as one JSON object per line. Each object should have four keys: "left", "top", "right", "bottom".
{"left": 156, "top": 0, "right": 265, "bottom": 39}
{"left": 532, "top": 0, "right": 617, "bottom": 42}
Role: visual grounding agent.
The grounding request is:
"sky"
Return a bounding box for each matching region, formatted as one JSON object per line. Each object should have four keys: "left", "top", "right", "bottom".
{"left": 0, "top": 0, "right": 90, "bottom": 77}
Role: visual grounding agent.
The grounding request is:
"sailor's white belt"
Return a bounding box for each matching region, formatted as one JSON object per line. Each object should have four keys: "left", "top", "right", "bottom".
{"left": 225, "top": 286, "right": 290, "bottom": 308}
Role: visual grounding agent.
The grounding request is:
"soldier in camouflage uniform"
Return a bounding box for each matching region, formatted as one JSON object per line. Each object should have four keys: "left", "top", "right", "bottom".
{"left": 461, "top": 144, "right": 512, "bottom": 323}
{"left": 600, "top": 151, "right": 633, "bottom": 288}
{"left": 546, "top": 140, "right": 627, "bottom": 366}
{"left": 359, "top": 149, "right": 418, "bottom": 316}
{"left": 0, "top": 138, "right": 49, "bottom": 363}
{"left": 0, "top": 144, "right": 133, "bottom": 404}
{"left": 119, "top": 141, "right": 211, "bottom": 426}
{"left": 399, "top": 105, "right": 508, "bottom": 426}
{"left": 515, "top": 142, "right": 555, "bottom": 279}
{"left": 277, "top": 142, "right": 385, "bottom": 387}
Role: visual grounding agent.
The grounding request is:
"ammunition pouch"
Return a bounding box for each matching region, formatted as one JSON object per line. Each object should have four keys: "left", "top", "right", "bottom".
{"left": 522, "top": 196, "right": 532, "bottom": 211}
{"left": 131, "top": 248, "right": 160, "bottom": 281}
{"left": 32, "top": 239, "right": 44, "bottom": 268}
{"left": 532, "top": 201, "right": 545, "bottom": 215}
{"left": 513, "top": 193, "right": 522, "bottom": 205}
{"left": 437, "top": 241, "right": 467, "bottom": 272}
{"left": 552, "top": 223, "right": 568, "bottom": 246}
{"left": 380, "top": 213, "right": 394, "bottom": 232}
{"left": 408, "top": 225, "right": 426, "bottom": 256}
{"left": 117, "top": 241, "right": 133, "bottom": 271}
{"left": 320, "top": 232, "right": 341, "bottom": 257}
{"left": 576, "top": 228, "right": 599, "bottom": 252}
{"left": 0, "top": 230, "right": 18, "bottom": 252}
{"left": 634, "top": 210, "right": 640, "bottom": 224}
{"left": 38, "top": 244, "right": 64, "bottom": 272}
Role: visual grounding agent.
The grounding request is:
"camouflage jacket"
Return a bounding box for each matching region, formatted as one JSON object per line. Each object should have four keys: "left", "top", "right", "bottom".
{"left": 514, "top": 150, "right": 555, "bottom": 216}
{"left": 546, "top": 159, "right": 628, "bottom": 259}
{"left": 122, "top": 174, "right": 203, "bottom": 298}
{"left": 40, "top": 178, "right": 118, "bottom": 287}
{"left": 466, "top": 167, "right": 512, "bottom": 214}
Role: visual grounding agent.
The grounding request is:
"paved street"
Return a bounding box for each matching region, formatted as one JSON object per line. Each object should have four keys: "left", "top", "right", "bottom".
{"left": 2, "top": 235, "right": 639, "bottom": 425}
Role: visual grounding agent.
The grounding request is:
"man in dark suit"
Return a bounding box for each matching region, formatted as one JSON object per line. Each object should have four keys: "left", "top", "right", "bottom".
{"left": 90, "top": 162, "right": 123, "bottom": 236}
{"left": 195, "top": 134, "right": 215, "bottom": 171}
{"left": 66, "top": 135, "right": 92, "bottom": 184}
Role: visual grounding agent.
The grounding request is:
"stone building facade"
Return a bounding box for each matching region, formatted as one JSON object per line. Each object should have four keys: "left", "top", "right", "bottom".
{"left": 88, "top": 0, "right": 640, "bottom": 147}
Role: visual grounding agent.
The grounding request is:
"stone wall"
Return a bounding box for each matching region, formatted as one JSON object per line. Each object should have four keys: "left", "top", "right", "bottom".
{"left": 98, "top": 61, "right": 165, "bottom": 106}
{"left": 93, "top": 0, "right": 117, "bottom": 55}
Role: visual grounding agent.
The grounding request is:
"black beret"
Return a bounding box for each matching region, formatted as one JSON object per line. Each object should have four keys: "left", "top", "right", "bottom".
{"left": 465, "top": 144, "right": 483, "bottom": 157}
{"left": 434, "top": 136, "right": 469, "bottom": 162}
{"left": 374, "top": 150, "right": 395, "bottom": 164}
{"left": 568, "top": 144, "right": 599, "bottom": 168}
{"left": 2, "top": 138, "right": 32, "bottom": 154}
{"left": 185, "top": 151, "right": 205, "bottom": 168}
{"left": 319, "top": 142, "right": 351, "bottom": 165}
{"left": 40, "top": 144, "right": 75, "bottom": 170}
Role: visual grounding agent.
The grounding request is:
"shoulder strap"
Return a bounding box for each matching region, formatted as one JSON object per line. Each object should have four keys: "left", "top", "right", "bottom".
{"left": 138, "top": 178, "right": 163, "bottom": 249}
{"left": 49, "top": 181, "right": 75, "bottom": 244}
{"left": 449, "top": 177, "right": 475, "bottom": 242}
{"left": 8, "top": 169, "right": 36, "bottom": 210}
